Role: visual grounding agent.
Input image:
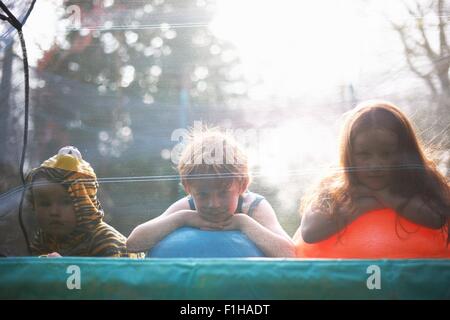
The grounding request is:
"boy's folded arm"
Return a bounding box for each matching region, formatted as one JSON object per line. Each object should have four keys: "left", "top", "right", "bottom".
{"left": 238, "top": 200, "right": 295, "bottom": 257}
{"left": 237, "top": 216, "right": 295, "bottom": 258}
{"left": 127, "top": 198, "right": 191, "bottom": 252}
{"left": 126, "top": 212, "right": 185, "bottom": 252}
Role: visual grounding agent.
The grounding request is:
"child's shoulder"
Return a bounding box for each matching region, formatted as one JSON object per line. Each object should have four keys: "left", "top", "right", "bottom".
{"left": 161, "top": 197, "right": 191, "bottom": 216}
{"left": 242, "top": 190, "right": 265, "bottom": 202}
{"left": 241, "top": 191, "right": 267, "bottom": 216}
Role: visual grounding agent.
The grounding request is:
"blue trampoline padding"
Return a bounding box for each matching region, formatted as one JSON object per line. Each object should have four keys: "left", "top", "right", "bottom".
{"left": 1, "top": 258, "right": 450, "bottom": 299}
{"left": 148, "top": 227, "right": 265, "bottom": 258}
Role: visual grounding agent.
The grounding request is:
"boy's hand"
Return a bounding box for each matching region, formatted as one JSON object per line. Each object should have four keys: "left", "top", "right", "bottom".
{"left": 220, "top": 214, "right": 249, "bottom": 231}
{"left": 178, "top": 210, "right": 224, "bottom": 230}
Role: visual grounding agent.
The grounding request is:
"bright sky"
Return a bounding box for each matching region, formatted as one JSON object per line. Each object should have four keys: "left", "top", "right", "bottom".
{"left": 23, "top": 0, "right": 409, "bottom": 95}
{"left": 209, "top": 0, "right": 423, "bottom": 102}
{"left": 210, "top": 0, "right": 365, "bottom": 99}
{"left": 23, "top": 0, "right": 61, "bottom": 66}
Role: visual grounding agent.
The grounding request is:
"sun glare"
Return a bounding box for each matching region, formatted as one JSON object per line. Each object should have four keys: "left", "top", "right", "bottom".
{"left": 23, "top": 0, "right": 61, "bottom": 66}
{"left": 210, "top": 0, "right": 363, "bottom": 99}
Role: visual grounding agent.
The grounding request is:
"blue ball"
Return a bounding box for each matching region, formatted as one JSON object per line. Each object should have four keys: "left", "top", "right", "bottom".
{"left": 147, "top": 227, "right": 265, "bottom": 258}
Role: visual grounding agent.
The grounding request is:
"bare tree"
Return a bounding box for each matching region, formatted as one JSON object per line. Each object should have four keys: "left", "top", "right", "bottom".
{"left": 391, "top": 0, "right": 449, "bottom": 108}
{"left": 389, "top": 0, "right": 449, "bottom": 173}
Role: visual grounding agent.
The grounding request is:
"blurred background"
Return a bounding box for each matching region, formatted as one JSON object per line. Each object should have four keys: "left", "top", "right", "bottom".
{"left": 0, "top": 0, "right": 449, "bottom": 255}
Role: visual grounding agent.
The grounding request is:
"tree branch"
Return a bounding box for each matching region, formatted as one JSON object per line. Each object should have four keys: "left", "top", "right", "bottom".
{"left": 437, "top": 0, "right": 449, "bottom": 57}
{"left": 416, "top": 4, "right": 439, "bottom": 61}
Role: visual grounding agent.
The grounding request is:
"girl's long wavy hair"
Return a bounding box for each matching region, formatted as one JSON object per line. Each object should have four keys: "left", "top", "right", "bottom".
{"left": 300, "top": 100, "right": 450, "bottom": 241}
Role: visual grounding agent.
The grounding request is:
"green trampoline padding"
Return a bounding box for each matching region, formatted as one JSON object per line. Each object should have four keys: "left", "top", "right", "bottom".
{"left": 0, "top": 257, "right": 449, "bottom": 299}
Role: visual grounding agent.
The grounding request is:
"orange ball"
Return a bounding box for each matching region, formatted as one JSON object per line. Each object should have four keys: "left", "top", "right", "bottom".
{"left": 295, "top": 208, "right": 449, "bottom": 258}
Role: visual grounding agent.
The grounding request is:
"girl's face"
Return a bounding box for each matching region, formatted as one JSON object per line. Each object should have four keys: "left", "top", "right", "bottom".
{"left": 187, "top": 179, "right": 244, "bottom": 223}
{"left": 33, "top": 179, "right": 77, "bottom": 238}
{"left": 352, "top": 128, "right": 400, "bottom": 190}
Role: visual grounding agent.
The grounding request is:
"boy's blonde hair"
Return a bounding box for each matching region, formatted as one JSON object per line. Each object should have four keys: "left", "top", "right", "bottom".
{"left": 177, "top": 128, "right": 251, "bottom": 192}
